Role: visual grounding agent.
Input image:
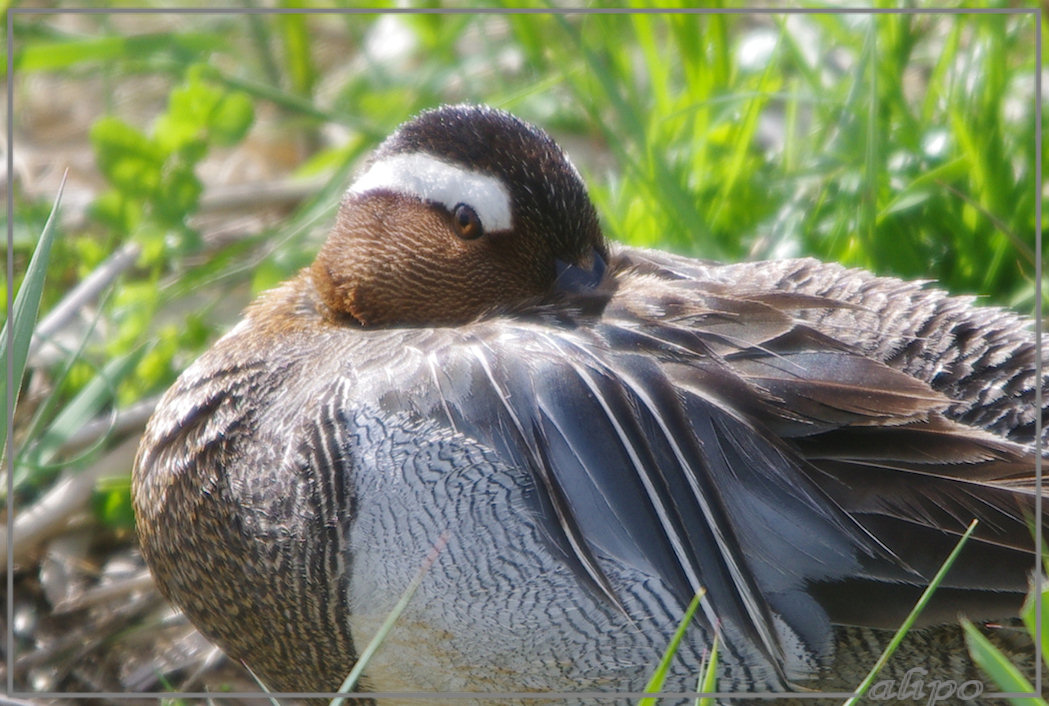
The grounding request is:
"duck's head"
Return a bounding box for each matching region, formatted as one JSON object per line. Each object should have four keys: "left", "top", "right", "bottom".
{"left": 311, "top": 104, "right": 608, "bottom": 327}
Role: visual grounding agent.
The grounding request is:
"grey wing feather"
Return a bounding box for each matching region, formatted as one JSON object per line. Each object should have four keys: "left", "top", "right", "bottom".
{"left": 392, "top": 248, "right": 1045, "bottom": 680}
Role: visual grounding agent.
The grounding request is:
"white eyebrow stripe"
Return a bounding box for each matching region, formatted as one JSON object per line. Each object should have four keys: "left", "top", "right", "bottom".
{"left": 348, "top": 152, "right": 513, "bottom": 232}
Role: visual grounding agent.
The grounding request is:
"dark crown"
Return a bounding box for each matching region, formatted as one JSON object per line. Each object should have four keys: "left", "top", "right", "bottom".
{"left": 374, "top": 104, "right": 603, "bottom": 262}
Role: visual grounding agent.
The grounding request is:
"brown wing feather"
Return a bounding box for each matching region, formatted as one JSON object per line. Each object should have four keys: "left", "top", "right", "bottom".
{"left": 609, "top": 246, "right": 1045, "bottom": 628}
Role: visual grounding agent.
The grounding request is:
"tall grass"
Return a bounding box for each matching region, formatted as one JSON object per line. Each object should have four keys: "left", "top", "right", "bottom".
{"left": 500, "top": 9, "right": 1041, "bottom": 311}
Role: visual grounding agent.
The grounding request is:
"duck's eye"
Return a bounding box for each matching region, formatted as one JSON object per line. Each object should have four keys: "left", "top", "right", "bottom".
{"left": 452, "top": 203, "right": 484, "bottom": 240}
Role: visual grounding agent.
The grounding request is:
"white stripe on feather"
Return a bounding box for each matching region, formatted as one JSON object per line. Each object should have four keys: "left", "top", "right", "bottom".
{"left": 466, "top": 344, "right": 628, "bottom": 617}
{"left": 349, "top": 152, "right": 512, "bottom": 232}
{"left": 542, "top": 331, "right": 784, "bottom": 665}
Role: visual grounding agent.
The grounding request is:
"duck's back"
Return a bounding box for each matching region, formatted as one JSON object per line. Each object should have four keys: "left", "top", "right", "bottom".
{"left": 659, "top": 251, "right": 1042, "bottom": 443}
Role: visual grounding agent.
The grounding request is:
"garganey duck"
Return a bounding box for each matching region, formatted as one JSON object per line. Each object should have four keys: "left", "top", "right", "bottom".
{"left": 133, "top": 104, "right": 1045, "bottom": 701}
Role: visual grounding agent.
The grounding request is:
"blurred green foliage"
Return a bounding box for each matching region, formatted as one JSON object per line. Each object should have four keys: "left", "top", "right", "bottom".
{"left": 5, "top": 6, "right": 1044, "bottom": 521}
{"left": 91, "top": 66, "right": 254, "bottom": 248}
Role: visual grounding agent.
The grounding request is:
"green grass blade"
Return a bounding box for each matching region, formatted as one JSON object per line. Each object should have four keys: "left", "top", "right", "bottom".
{"left": 241, "top": 3, "right": 282, "bottom": 87}
{"left": 639, "top": 588, "right": 706, "bottom": 705}
{"left": 209, "top": 68, "right": 366, "bottom": 132}
{"left": 1022, "top": 577, "right": 1049, "bottom": 668}
{"left": 17, "top": 346, "right": 148, "bottom": 480}
{"left": 13, "top": 35, "right": 129, "bottom": 72}
{"left": 842, "top": 518, "right": 979, "bottom": 706}
{"left": 861, "top": 17, "right": 880, "bottom": 255}
{"left": 240, "top": 661, "right": 282, "bottom": 706}
{"left": 2, "top": 175, "right": 66, "bottom": 460}
{"left": 276, "top": 5, "right": 316, "bottom": 99}
{"left": 7, "top": 32, "right": 222, "bottom": 74}
{"left": 708, "top": 49, "right": 777, "bottom": 230}
{"left": 962, "top": 619, "right": 1045, "bottom": 705}
{"left": 696, "top": 634, "right": 719, "bottom": 706}
{"left": 16, "top": 292, "right": 110, "bottom": 471}
{"left": 331, "top": 530, "right": 449, "bottom": 706}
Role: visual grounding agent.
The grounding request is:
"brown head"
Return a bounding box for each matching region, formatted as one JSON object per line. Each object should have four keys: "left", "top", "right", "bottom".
{"left": 311, "top": 104, "right": 607, "bottom": 326}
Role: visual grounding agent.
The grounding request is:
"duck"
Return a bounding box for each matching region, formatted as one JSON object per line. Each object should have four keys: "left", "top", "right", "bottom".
{"left": 132, "top": 104, "right": 1045, "bottom": 702}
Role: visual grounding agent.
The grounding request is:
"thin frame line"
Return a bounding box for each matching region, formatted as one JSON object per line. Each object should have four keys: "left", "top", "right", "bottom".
{"left": 5, "top": 5, "right": 1043, "bottom": 702}
{"left": 7, "top": 689, "right": 1040, "bottom": 700}
{"left": 6, "top": 4, "right": 16, "bottom": 701}
{"left": 6, "top": 6, "right": 1042, "bottom": 14}
{"left": 1035, "top": 3, "right": 1045, "bottom": 699}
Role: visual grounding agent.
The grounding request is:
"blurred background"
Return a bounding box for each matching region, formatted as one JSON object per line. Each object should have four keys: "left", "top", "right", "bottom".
{"left": 3, "top": 3, "right": 1045, "bottom": 701}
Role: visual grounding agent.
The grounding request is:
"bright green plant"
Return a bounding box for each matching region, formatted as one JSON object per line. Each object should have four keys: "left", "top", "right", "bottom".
{"left": 91, "top": 64, "right": 254, "bottom": 263}
{"left": 1, "top": 181, "right": 65, "bottom": 465}
{"left": 639, "top": 589, "right": 709, "bottom": 706}
{"left": 842, "top": 520, "right": 979, "bottom": 706}
{"left": 87, "top": 64, "right": 254, "bottom": 403}
{"left": 963, "top": 580, "right": 1049, "bottom": 706}
{"left": 501, "top": 9, "right": 1042, "bottom": 311}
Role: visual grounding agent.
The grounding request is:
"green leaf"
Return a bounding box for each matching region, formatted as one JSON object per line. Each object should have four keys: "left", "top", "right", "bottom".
{"left": 13, "top": 35, "right": 128, "bottom": 72}
{"left": 843, "top": 519, "right": 979, "bottom": 706}
{"left": 7, "top": 32, "right": 225, "bottom": 74}
{"left": 331, "top": 531, "right": 450, "bottom": 706}
{"left": 93, "top": 476, "right": 136, "bottom": 530}
{"left": 277, "top": 5, "right": 317, "bottom": 98}
{"left": 155, "top": 166, "right": 203, "bottom": 227}
{"left": 20, "top": 346, "right": 148, "bottom": 473}
{"left": 89, "top": 190, "right": 143, "bottom": 234}
{"left": 135, "top": 225, "right": 169, "bottom": 267}
{"left": 696, "top": 635, "right": 719, "bottom": 706}
{"left": 293, "top": 137, "right": 365, "bottom": 178}
{"left": 1021, "top": 579, "right": 1049, "bottom": 669}
{"left": 91, "top": 117, "right": 165, "bottom": 197}
{"left": 1, "top": 177, "right": 66, "bottom": 461}
{"left": 962, "top": 619, "right": 1045, "bottom": 705}
{"left": 130, "top": 326, "right": 179, "bottom": 398}
{"left": 639, "top": 589, "right": 706, "bottom": 705}
{"left": 879, "top": 188, "right": 932, "bottom": 219}
{"left": 153, "top": 69, "right": 253, "bottom": 156}
{"left": 154, "top": 78, "right": 222, "bottom": 155}
{"left": 210, "top": 91, "right": 254, "bottom": 145}
{"left": 251, "top": 258, "right": 289, "bottom": 296}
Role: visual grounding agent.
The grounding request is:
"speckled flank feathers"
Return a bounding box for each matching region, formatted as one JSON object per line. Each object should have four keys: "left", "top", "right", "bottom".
{"left": 133, "top": 105, "right": 1046, "bottom": 703}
